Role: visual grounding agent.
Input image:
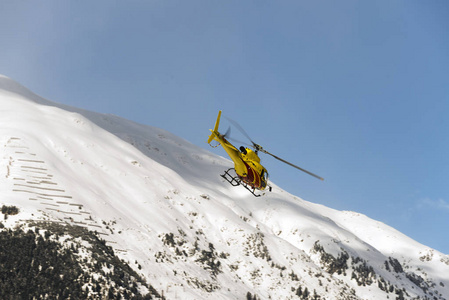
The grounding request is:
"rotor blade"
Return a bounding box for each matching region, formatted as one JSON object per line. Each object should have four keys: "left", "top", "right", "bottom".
{"left": 227, "top": 136, "right": 252, "bottom": 148}
{"left": 223, "top": 126, "right": 231, "bottom": 138}
{"left": 221, "top": 125, "right": 252, "bottom": 147}
{"left": 261, "top": 149, "right": 324, "bottom": 181}
{"left": 224, "top": 117, "right": 255, "bottom": 145}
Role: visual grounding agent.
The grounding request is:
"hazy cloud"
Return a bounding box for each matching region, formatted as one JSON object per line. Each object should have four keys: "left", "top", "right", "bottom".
{"left": 417, "top": 198, "right": 449, "bottom": 212}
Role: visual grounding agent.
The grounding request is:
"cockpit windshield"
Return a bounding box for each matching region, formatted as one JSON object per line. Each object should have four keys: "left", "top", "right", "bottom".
{"left": 261, "top": 169, "right": 269, "bottom": 182}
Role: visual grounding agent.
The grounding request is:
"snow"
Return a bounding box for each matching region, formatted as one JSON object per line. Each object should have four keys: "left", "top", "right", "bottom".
{"left": 1, "top": 74, "right": 448, "bottom": 299}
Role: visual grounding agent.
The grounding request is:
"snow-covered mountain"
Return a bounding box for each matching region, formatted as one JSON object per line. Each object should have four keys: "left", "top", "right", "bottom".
{"left": 1, "top": 74, "right": 448, "bottom": 299}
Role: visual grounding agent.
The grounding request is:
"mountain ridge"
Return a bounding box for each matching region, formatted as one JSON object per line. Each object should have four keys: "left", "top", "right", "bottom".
{"left": 1, "top": 75, "right": 448, "bottom": 299}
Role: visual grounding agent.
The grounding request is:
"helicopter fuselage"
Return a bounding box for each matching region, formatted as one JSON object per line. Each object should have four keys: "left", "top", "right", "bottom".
{"left": 208, "top": 111, "right": 268, "bottom": 190}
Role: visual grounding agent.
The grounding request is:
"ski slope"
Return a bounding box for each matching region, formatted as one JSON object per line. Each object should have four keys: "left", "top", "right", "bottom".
{"left": 1, "top": 75, "right": 448, "bottom": 299}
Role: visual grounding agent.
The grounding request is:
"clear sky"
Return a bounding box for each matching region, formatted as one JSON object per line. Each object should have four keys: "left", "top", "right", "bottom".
{"left": 1, "top": 1, "right": 448, "bottom": 254}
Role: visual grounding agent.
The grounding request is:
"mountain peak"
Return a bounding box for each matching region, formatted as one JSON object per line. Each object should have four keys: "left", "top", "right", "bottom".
{"left": 1, "top": 77, "right": 448, "bottom": 299}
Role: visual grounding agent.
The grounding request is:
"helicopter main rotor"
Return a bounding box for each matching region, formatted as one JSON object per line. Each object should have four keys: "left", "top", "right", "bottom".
{"left": 225, "top": 116, "right": 324, "bottom": 181}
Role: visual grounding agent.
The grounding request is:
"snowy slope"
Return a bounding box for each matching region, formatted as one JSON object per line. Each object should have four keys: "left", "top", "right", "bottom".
{"left": 1, "top": 75, "right": 448, "bottom": 299}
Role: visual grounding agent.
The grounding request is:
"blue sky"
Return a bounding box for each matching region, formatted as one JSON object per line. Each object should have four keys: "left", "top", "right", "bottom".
{"left": 1, "top": 1, "right": 448, "bottom": 254}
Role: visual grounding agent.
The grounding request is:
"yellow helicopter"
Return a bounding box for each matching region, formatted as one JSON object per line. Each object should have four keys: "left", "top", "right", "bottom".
{"left": 208, "top": 111, "right": 323, "bottom": 197}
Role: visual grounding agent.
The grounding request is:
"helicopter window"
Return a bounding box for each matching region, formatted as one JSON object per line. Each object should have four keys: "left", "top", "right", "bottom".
{"left": 261, "top": 169, "right": 269, "bottom": 181}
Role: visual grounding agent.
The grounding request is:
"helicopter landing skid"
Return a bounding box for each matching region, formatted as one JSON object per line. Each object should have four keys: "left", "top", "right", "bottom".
{"left": 221, "top": 168, "right": 263, "bottom": 197}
